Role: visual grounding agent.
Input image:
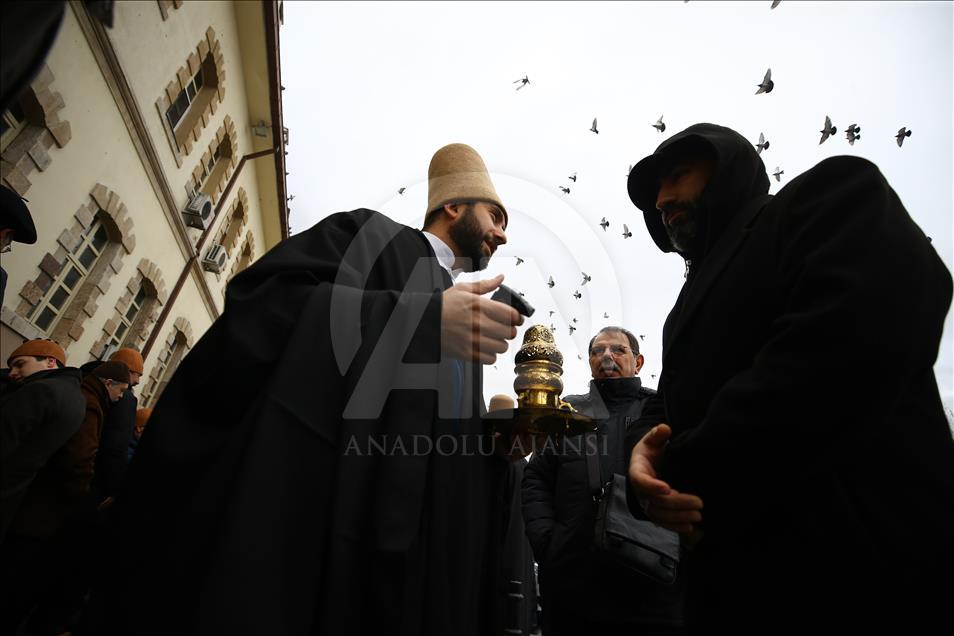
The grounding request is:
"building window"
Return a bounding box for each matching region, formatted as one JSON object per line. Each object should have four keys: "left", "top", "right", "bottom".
{"left": 89, "top": 259, "right": 168, "bottom": 360}
{"left": 1, "top": 64, "right": 71, "bottom": 197}
{"left": 103, "top": 284, "right": 148, "bottom": 352}
{"left": 1, "top": 102, "right": 28, "bottom": 153}
{"left": 165, "top": 66, "right": 204, "bottom": 132}
{"left": 29, "top": 218, "right": 109, "bottom": 332}
{"left": 14, "top": 184, "right": 135, "bottom": 350}
{"left": 185, "top": 116, "right": 237, "bottom": 204}
{"left": 155, "top": 28, "right": 226, "bottom": 164}
{"left": 141, "top": 317, "right": 193, "bottom": 408}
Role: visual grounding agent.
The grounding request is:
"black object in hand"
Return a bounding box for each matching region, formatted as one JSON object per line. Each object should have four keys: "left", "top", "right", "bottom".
{"left": 491, "top": 284, "right": 535, "bottom": 317}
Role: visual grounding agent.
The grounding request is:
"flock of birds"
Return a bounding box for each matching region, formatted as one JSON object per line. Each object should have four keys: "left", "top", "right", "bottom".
{"left": 394, "top": 0, "right": 918, "bottom": 378}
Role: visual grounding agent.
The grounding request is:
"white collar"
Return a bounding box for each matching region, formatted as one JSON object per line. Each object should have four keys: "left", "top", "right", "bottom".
{"left": 423, "top": 231, "right": 461, "bottom": 281}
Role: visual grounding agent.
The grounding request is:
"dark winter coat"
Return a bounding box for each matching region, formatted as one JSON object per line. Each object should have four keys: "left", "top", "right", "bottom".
{"left": 0, "top": 367, "right": 85, "bottom": 540}
{"left": 91, "top": 388, "right": 137, "bottom": 499}
{"left": 9, "top": 373, "right": 110, "bottom": 538}
{"left": 100, "top": 209, "right": 517, "bottom": 636}
{"left": 629, "top": 123, "right": 954, "bottom": 631}
{"left": 523, "top": 377, "right": 684, "bottom": 630}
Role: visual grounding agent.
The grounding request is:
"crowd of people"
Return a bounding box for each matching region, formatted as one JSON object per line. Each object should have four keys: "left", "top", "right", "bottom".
{"left": 1, "top": 125, "right": 952, "bottom": 635}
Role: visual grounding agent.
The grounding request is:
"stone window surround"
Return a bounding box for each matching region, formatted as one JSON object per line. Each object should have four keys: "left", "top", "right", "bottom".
{"left": 155, "top": 27, "right": 226, "bottom": 167}
{"left": 215, "top": 187, "right": 249, "bottom": 256}
{"left": 141, "top": 316, "right": 194, "bottom": 407}
{"left": 227, "top": 231, "right": 256, "bottom": 282}
{"left": 14, "top": 184, "right": 135, "bottom": 350}
{"left": 157, "top": 0, "right": 183, "bottom": 21}
{"left": 186, "top": 115, "right": 237, "bottom": 205}
{"left": 1, "top": 64, "right": 72, "bottom": 197}
{"left": 90, "top": 258, "right": 169, "bottom": 361}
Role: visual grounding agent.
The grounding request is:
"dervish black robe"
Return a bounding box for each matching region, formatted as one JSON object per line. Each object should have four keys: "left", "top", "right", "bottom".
{"left": 629, "top": 124, "right": 954, "bottom": 631}
{"left": 99, "top": 209, "right": 514, "bottom": 635}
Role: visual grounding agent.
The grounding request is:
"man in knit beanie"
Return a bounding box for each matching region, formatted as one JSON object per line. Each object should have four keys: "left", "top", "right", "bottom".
{"left": 90, "top": 348, "right": 145, "bottom": 502}
{"left": 103, "top": 143, "right": 528, "bottom": 636}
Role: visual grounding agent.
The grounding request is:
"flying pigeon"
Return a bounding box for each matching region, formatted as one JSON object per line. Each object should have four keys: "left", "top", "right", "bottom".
{"left": 895, "top": 127, "right": 912, "bottom": 147}
{"left": 549, "top": 310, "right": 555, "bottom": 317}
{"left": 773, "top": 167, "right": 784, "bottom": 182}
{"left": 639, "top": 334, "right": 646, "bottom": 341}
{"left": 513, "top": 75, "right": 530, "bottom": 90}
{"left": 755, "top": 68, "right": 774, "bottom": 94}
{"left": 651, "top": 374, "right": 657, "bottom": 380}
{"left": 569, "top": 172, "right": 577, "bottom": 182}
{"left": 756, "top": 132, "right": 770, "bottom": 154}
{"left": 818, "top": 115, "right": 837, "bottom": 145}
{"left": 548, "top": 276, "right": 555, "bottom": 288}
{"left": 515, "top": 257, "right": 524, "bottom": 266}
{"left": 287, "top": 195, "right": 295, "bottom": 201}
{"left": 572, "top": 317, "right": 578, "bottom": 323}
{"left": 550, "top": 324, "right": 557, "bottom": 332}
{"left": 573, "top": 290, "right": 582, "bottom": 299}
{"left": 846, "top": 124, "right": 861, "bottom": 146}
{"left": 652, "top": 115, "right": 666, "bottom": 133}
{"left": 600, "top": 217, "right": 609, "bottom": 231}
{"left": 560, "top": 186, "right": 571, "bottom": 194}
{"left": 577, "top": 354, "right": 582, "bottom": 360}
{"left": 603, "top": 312, "right": 609, "bottom": 319}
{"left": 581, "top": 272, "right": 591, "bottom": 285}
{"left": 622, "top": 224, "right": 632, "bottom": 239}
{"left": 569, "top": 325, "right": 576, "bottom": 335}
{"left": 627, "top": 164, "right": 633, "bottom": 176}
{"left": 590, "top": 118, "right": 599, "bottom": 134}
{"left": 771, "top": 0, "right": 781, "bottom": 8}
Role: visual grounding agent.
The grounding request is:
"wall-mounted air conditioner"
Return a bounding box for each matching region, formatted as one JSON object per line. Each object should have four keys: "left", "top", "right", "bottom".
{"left": 183, "top": 193, "right": 213, "bottom": 230}
{"left": 202, "top": 243, "right": 227, "bottom": 273}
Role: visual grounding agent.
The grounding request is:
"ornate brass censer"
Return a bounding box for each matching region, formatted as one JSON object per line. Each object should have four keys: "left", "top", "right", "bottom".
{"left": 484, "top": 325, "right": 594, "bottom": 438}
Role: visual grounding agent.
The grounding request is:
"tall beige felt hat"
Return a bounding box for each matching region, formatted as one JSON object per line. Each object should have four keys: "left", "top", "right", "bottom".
{"left": 426, "top": 143, "right": 507, "bottom": 222}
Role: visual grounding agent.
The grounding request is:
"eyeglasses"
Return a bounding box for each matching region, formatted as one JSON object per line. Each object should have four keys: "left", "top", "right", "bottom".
{"left": 590, "top": 344, "right": 630, "bottom": 356}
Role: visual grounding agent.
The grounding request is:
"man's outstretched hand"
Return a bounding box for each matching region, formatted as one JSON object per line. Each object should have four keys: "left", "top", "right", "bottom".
{"left": 442, "top": 274, "right": 524, "bottom": 365}
{"left": 628, "top": 424, "right": 704, "bottom": 535}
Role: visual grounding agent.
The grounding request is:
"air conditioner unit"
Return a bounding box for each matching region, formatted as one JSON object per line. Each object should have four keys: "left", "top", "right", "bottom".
{"left": 202, "top": 244, "right": 228, "bottom": 273}
{"left": 183, "top": 193, "right": 213, "bottom": 230}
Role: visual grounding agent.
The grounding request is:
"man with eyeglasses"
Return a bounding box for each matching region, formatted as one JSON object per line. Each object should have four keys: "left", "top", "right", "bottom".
{"left": 0, "top": 185, "right": 37, "bottom": 305}
{"left": 522, "top": 326, "right": 685, "bottom": 636}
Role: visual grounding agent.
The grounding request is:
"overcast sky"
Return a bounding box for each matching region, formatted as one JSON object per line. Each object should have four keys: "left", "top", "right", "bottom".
{"left": 281, "top": 1, "right": 954, "bottom": 420}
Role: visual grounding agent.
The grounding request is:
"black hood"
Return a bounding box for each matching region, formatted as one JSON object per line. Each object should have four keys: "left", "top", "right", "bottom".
{"left": 627, "top": 123, "right": 770, "bottom": 255}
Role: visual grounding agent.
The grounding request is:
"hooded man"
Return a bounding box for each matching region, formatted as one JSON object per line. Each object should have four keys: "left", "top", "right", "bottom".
{"left": 522, "top": 326, "right": 684, "bottom": 635}
{"left": 99, "top": 144, "right": 526, "bottom": 636}
{"left": 625, "top": 123, "right": 954, "bottom": 631}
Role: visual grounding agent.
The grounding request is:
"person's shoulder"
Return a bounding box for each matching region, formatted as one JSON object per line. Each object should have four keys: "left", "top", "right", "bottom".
{"left": 638, "top": 385, "right": 657, "bottom": 398}
{"left": 774, "top": 156, "right": 885, "bottom": 202}
{"left": 563, "top": 392, "right": 589, "bottom": 407}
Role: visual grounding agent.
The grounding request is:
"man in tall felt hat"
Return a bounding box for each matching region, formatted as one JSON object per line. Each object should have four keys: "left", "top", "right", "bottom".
{"left": 0, "top": 185, "right": 37, "bottom": 305}
{"left": 102, "top": 144, "right": 526, "bottom": 635}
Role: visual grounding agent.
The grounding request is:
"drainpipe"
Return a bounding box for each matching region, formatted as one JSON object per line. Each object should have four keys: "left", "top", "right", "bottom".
{"left": 142, "top": 147, "right": 278, "bottom": 358}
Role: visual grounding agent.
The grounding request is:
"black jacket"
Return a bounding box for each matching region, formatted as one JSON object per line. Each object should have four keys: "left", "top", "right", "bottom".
{"left": 629, "top": 124, "right": 954, "bottom": 630}
{"left": 522, "top": 377, "right": 683, "bottom": 628}
{"left": 0, "top": 367, "right": 85, "bottom": 540}
{"left": 101, "top": 209, "right": 515, "bottom": 636}
{"left": 91, "top": 388, "right": 137, "bottom": 499}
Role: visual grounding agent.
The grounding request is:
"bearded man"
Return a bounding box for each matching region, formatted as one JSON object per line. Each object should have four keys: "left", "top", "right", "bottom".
{"left": 626, "top": 123, "right": 954, "bottom": 631}
{"left": 101, "top": 144, "right": 526, "bottom": 635}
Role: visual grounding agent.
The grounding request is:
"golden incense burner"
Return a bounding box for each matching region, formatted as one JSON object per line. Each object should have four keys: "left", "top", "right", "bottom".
{"left": 484, "top": 325, "right": 594, "bottom": 438}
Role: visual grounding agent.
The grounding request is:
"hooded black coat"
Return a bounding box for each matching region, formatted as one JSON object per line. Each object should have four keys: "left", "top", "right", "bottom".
{"left": 98, "top": 209, "right": 515, "bottom": 636}
{"left": 627, "top": 124, "right": 954, "bottom": 630}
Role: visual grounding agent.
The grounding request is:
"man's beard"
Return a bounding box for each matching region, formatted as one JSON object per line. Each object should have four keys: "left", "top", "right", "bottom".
{"left": 448, "top": 206, "right": 490, "bottom": 272}
{"left": 659, "top": 199, "right": 704, "bottom": 256}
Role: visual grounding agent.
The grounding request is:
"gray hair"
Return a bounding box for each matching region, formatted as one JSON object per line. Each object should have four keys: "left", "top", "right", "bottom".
{"left": 588, "top": 326, "right": 640, "bottom": 356}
